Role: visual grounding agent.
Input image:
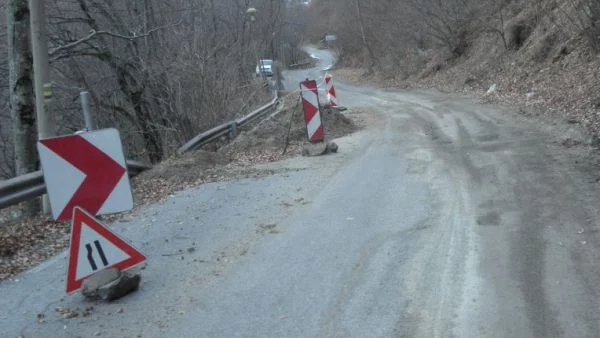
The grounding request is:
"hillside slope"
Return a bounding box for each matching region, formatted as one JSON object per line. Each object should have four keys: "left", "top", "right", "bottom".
{"left": 315, "top": 0, "right": 600, "bottom": 140}
{"left": 405, "top": 4, "right": 600, "bottom": 136}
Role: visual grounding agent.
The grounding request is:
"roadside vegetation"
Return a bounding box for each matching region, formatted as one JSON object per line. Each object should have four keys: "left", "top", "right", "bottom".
{"left": 308, "top": 0, "right": 600, "bottom": 140}
{"left": 2, "top": 0, "right": 312, "bottom": 216}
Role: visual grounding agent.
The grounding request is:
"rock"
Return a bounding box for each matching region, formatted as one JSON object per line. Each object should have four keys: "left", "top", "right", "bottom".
{"left": 302, "top": 141, "right": 339, "bottom": 156}
{"left": 302, "top": 142, "right": 328, "bottom": 156}
{"left": 559, "top": 128, "right": 589, "bottom": 148}
{"left": 526, "top": 92, "right": 535, "bottom": 100}
{"left": 82, "top": 268, "right": 142, "bottom": 301}
{"left": 82, "top": 268, "right": 120, "bottom": 295}
{"left": 464, "top": 77, "right": 476, "bottom": 85}
{"left": 327, "top": 141, "right": 339, "bottom": 153}
{"left": 100, "top": 272, "right": 141, "bottom": 301}
{"left": 592, "top": 134, "right": 600, "bottom": 148}
{"left": 486, "top": 84, "right": 498, "bottom": 95}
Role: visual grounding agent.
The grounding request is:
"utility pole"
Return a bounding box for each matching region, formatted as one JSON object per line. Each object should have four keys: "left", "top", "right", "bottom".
{"left": 247, "top": 8, "right": 260, "bottom": 79}
{"left": 29, "top": 0, "right": 54, "bottom": 213}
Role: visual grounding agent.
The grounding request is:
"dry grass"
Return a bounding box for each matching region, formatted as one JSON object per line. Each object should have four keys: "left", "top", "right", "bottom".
{"left": 335, "top": 6, "right": 600, "bottom": 140}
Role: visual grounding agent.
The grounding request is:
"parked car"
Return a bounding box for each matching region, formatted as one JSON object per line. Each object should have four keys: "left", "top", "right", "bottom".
{"left": 255, "top": 59, "right": 274, "bottom": 77}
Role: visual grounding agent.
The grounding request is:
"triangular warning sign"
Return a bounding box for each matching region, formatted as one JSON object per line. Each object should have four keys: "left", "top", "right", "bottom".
{"left": 66, "top": 207, "right": 146, "bottom": 294}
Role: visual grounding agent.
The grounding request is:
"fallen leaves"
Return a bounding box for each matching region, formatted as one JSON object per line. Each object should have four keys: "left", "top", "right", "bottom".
{"left": 336, "top": 40, "right": 600, "bottom": 144}
{"left": 0, "top": 216, "right": 70, "bottom": 280}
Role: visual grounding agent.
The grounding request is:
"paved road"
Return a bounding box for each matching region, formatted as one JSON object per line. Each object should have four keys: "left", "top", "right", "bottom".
{"left": 3, "top": 50, "right": 600, "bottom": 338}
{"left": 281, "top": 46, "right": 336, "bottom": 93}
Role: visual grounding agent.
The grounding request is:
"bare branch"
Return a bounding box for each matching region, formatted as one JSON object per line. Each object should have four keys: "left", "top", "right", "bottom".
{"left": 49, "top": 21, "right": 181, "bottom": 56}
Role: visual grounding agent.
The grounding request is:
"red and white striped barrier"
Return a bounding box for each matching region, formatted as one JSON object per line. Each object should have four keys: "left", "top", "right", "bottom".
{"left": 324, "top": 73, "right": 339, "bottom": 107}
{"left": 300, "top": 79, "right": 324, "bottom": 142}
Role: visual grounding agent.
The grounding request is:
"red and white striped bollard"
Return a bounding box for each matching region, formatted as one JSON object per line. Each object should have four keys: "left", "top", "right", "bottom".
{"left": 300, "top": 79, "right": 324, "bottom": 142}
{"left": 324, "top": 73, "right": 339, "bottom": 107}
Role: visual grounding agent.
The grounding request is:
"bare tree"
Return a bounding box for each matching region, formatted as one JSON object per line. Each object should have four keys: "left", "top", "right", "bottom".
{"left": 472, "top": 0, "right": 511, "bottom": 51}
{"left": 557, "top": 0, "right": 600, "bottom": 51}
{"left": 0, "top": 0, "right": 300, "bottom": 198}
{"left": 6, "top": 0, "right": 39, "bottom": 215}
{"left": 355, "top": 0, "right": 377, "bottom": 72}
{"left": 41, "top": 0, "right": 287, "bottom": 163}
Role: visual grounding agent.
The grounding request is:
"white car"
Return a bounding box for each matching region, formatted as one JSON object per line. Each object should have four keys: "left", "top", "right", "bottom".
{"left": 256, "top": 59, "right": 274, "bottom": 77}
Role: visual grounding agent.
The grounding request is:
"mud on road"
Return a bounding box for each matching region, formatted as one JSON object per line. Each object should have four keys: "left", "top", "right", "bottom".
{"left": 339, "top": 85, "right": 600, "bottom": 338}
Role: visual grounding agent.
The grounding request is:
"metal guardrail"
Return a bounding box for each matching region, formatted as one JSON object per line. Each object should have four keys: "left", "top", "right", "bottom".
{"left": 177, "top": 96, "right": 279, "bottom": 154}
{"left": 288, "top": 61, "right": 312, "bottom": 69}
{"left": 0, "top": 160, "right": 151, "bottom": 210}
{"left": 0, "top": 91, "right": 279, "bottom": 212}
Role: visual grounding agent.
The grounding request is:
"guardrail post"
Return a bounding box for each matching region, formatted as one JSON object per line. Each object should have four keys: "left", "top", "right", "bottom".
{"left": 80, "top": 91, "right": 95, "bottom": 131}
{"left": 230, "top": 122, "right": 238, "bottom": 139}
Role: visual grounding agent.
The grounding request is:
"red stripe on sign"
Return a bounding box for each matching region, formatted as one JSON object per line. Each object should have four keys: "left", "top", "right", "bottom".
{"left": 329, "top": 87, "right": 337, "bottom": 100}
{"left": 66, "top": 207, "right": 146, "bottom": 293}
{"left": 41, "top": 136, "right": 126, "bottom": 221}
{"left": 311, "top": 125, "right": 324, "bottom": 141}
{"left": 302, "top": 96, "right": 317, "bottom": 120}
{"left": 325, "top": 73, "right": 338, "bottom": 106}
{"left": 325, "top": 74, "right": 332, "bottom": 95}
{"left": 300, "top": 79, "right": 324, "bottom": 142}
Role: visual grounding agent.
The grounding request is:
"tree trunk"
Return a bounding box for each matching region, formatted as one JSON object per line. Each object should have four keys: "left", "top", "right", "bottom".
{"left": 7, "top": 0, "right": 40, "bottom": 216}
{"left": 355, "top": 0, "right": 377, "bottom": 72}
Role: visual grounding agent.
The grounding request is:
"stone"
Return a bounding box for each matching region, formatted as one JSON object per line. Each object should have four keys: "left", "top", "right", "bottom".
{"left": 331, "top": 105, "right": 348, "bottom": 112}
{"left": 82, "top": 267, "right": 142, "bottom": 301}
{"left": 302, "top": 142, "right": 328, "bottom": 156}
{"left": 327, "top": 141, "right": 339, "bottom": 153}
{"left": 82, "top": 268, "right": 120, "bottom": 295}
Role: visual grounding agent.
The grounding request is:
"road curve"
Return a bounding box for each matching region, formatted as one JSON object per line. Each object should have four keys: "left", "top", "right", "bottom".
{"left": 2, "top": 50, "right": 600, "bottom": 338}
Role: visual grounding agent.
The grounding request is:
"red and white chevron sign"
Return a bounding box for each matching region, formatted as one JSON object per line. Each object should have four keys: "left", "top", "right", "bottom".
{"left": 300, "top": 79, "right": 324, "bottom": 142}
{"left": 324, "top": 73, "right": 339, "bottom": 107}
{"left": 37, "top": 129, "right": 133, "bottom": 221}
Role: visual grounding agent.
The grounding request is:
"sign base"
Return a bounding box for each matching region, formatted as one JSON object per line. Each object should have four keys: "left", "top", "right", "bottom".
{"left": 302, "top": 142, "right": 327, "bottom": 156}
{"left": 302, "top": 141, "right": 338, "bottom": 156}
{"left": 329, "top": 105, "right": 347, "bottom": 112}
{"left": 82, "top": 267, "right": 141, "bottom": 301}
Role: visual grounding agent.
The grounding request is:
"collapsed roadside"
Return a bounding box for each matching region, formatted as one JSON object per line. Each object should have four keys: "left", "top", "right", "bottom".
{"left": 0, "top": 93, "right": 357, "bottom": 281}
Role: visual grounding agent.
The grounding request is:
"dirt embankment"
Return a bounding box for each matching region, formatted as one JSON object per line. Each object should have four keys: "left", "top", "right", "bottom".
{"left": 335, "top": 4, "right": 600, "bottom": 143}
{"left": 0, "top": 94, "right": 357, "bottom": 280}
{"left": 222, "top": 100, "right": 356, "bottom": 154}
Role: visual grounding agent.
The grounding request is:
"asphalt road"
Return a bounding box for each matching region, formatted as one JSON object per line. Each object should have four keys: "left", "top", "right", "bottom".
{"left": 3, "top": 49, "right": 600, "bottom": 338}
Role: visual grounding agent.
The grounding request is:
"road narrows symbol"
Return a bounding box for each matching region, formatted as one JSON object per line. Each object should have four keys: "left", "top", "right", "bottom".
{"left": 85, "top": 243, "right": 98, "bottom": 271}
{"left": 85, "top": 240, "right": 110, "bottom": 271}
{"left": 95, "top": 240, "right": 109, "bottom": 266}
